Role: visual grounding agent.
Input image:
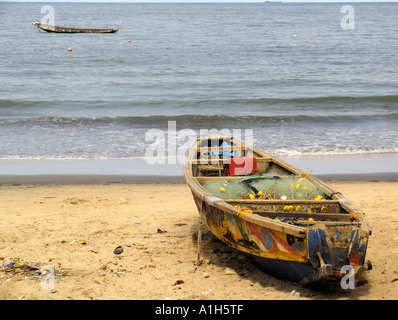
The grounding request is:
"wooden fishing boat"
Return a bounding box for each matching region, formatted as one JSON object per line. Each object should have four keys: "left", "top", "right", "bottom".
{"left": 32, "top": 22, "right": 118, "bottom": 33}
{"left": 184, "top": 136, "right": 372, "bottom": 284}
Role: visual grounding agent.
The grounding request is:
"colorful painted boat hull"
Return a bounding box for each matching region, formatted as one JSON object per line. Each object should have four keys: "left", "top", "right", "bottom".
{"left": 193, "top": 192, "right": 369, "bottom": 284}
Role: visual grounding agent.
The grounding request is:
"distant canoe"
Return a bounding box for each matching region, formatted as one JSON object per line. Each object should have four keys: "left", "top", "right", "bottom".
{"left": 32, "top": 22, "right": 118, "bottom": 34}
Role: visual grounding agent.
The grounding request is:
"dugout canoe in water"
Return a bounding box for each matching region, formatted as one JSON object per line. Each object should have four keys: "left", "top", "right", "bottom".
{"left": 32, "top": 22, "right": 119, "bottom": 33}
{"left": 183, "top": 136, "right": 372, "bottom": 284}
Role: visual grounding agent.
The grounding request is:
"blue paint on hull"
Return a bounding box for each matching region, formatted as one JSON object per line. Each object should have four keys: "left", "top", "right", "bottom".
{"left": 251, "top": 255, "right": 319, "bottom": 283}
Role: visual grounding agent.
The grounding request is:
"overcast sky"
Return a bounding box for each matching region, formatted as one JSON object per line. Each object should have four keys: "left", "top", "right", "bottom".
{"left": 3, "top": 0, "right": 398, "bottom": 3}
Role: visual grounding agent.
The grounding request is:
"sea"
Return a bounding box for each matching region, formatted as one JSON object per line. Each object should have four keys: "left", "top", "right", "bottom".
{"left": 0, "top": 2, "right": 397, "bottom": 177}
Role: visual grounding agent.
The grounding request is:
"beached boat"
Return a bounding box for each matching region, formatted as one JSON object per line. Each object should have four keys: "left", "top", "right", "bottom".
{"left": 184, "top": 136, "right": 372, "bottom": 284}
{"left": 32, "top": 22, "right": 118, "bottom": 33}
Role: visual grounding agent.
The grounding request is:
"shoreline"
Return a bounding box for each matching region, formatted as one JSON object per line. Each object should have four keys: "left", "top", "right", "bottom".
{"left": 1, "top": 172, "right": 398, "bottom": 186}
{"left": 1, "top": 153, "right": 398, "bottom": 184}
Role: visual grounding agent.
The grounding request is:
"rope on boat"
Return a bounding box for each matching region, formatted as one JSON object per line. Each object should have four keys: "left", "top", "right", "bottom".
{"left": 237, "top": 207, "right": 253, "bottom": 219}
{"left": 350, "top": 212, "right": 366, "bottom": 220}
{"left": 300, "top": 172, "right": 312, "bottom": 178}
{"left": 196, "top": 201, "right": 204, "bottom": 266}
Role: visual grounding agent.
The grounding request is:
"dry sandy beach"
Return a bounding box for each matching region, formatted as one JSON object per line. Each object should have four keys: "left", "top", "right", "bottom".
{"left": 1, "top": 179, "right": 398, "bottom": 300}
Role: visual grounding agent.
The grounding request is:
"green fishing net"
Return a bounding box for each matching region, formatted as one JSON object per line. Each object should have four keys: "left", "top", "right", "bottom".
{"left": 202, "top": 173, "right": 326, "bottom": 201}
{"left": 202, "top": 175, "right": 261, "bottom": 199}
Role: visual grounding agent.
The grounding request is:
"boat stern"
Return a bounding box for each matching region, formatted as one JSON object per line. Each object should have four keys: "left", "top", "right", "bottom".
{"left": 304, "top": 225, "right": 370, "bottom": 284}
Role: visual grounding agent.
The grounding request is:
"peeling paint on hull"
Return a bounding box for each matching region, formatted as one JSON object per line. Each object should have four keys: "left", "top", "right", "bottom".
{"left": 194, "top": 194, "right": 369, "bottom": 284}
